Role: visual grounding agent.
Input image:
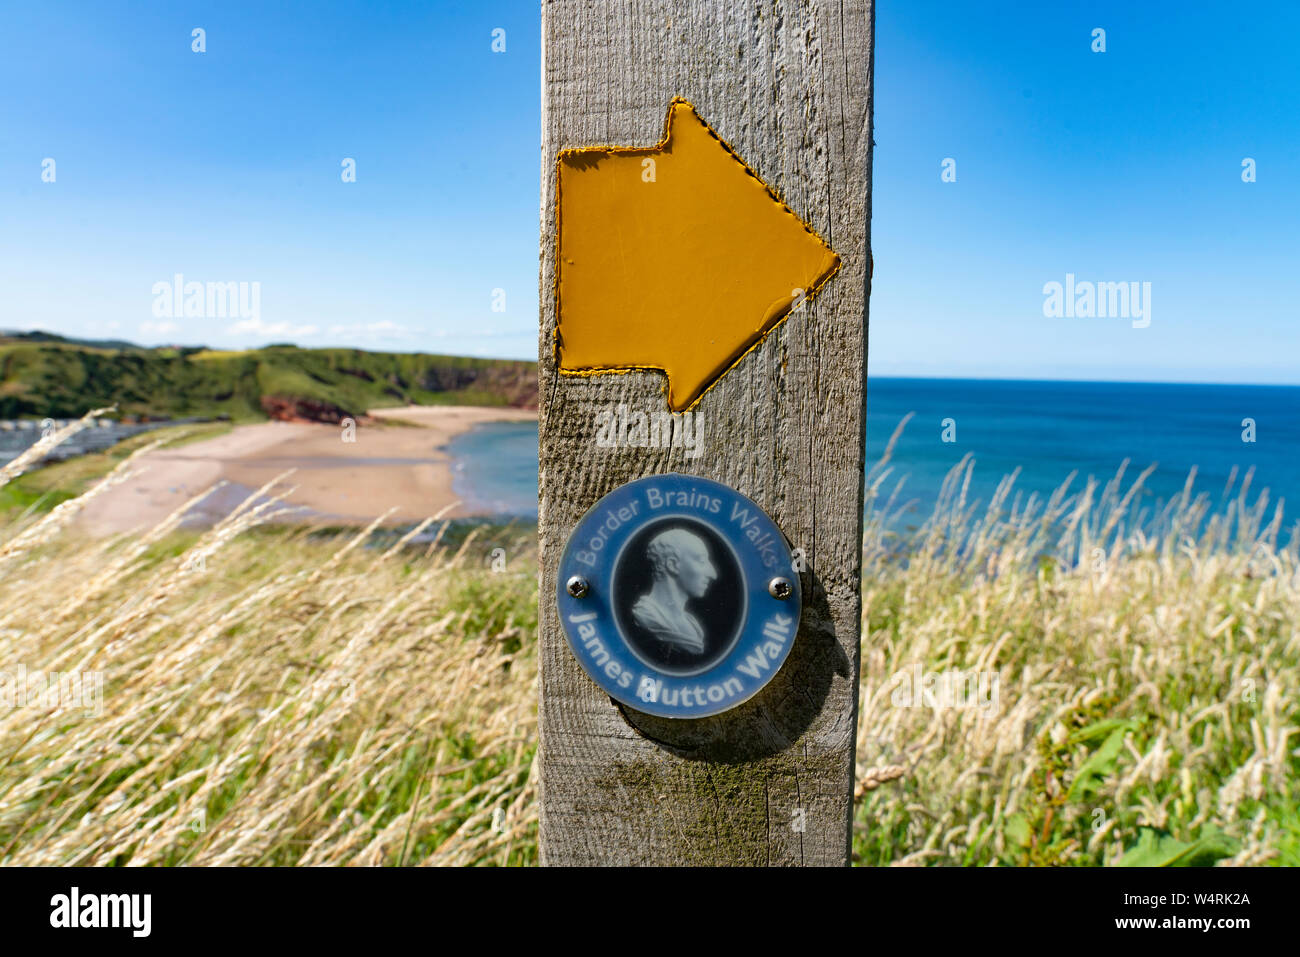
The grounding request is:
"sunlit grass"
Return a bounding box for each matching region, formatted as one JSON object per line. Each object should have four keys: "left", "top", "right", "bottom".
{"left": 0, "top": 516, "right": 538, "bottom": 865}
{"left": 852, "top": 420, "right": 1299, "bottom": 866}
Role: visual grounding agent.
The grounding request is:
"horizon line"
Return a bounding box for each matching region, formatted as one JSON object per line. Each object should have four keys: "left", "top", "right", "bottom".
{"left": 5, "top": 328, "right": 1298, "bottom": 391}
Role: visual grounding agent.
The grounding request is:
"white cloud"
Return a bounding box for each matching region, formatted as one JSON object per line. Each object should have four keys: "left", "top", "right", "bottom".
{"left": 325, "top": 320, "right": 413, "bottom": 340}
{"left": 139, "top": 320, "right": 179, "bottom": 336}
{"left": 230, "top": 318, "right": 320, "bottom": 337}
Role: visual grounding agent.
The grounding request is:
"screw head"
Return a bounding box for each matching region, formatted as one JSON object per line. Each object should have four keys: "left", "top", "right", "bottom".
{"left": 768, "top": 576, "right": 793, "bottom": 600}
{"left": 566, "top": 575, "right": 590, "bottom": 598}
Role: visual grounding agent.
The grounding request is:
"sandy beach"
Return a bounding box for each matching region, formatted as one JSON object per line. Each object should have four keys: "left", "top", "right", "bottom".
{"left": 77, "top": 405, "right": 536, "bottom": 536}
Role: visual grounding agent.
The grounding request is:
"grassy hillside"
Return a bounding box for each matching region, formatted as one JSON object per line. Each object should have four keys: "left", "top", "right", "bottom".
{"left": 0, "top": 334, "right": 538, "bottom": 421}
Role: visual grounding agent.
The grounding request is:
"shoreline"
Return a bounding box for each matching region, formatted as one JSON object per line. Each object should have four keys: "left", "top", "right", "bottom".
{"left": 76, "top": 405, "right": 537, "bottom": 537}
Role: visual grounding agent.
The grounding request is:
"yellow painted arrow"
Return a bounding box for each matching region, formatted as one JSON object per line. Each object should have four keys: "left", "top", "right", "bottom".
{"left": 554, "top": 98, "right": 840, "bottom": 412}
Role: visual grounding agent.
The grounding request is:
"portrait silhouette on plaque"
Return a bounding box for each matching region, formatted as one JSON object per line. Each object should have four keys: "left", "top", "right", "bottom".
{"left": 629, "top": 526, "right": 718, "bottom": 653}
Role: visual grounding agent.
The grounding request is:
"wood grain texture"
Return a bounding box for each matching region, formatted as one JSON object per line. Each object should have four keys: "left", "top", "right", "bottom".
{"left": 538, "top": 0, "right": 874, "bottom": 865}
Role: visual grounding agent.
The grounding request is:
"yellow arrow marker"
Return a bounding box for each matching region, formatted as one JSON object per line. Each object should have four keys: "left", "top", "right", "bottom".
{"left": 555, "top": 98, "right": 840, "bottom": 413}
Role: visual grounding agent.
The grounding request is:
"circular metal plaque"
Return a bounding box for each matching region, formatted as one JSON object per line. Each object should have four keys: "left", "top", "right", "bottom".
{"left": 556, "top": 473, "right": 801, "bottom": 718}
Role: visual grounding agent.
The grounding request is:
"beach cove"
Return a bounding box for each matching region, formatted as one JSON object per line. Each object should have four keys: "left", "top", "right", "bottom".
{"left": 75, "top": 405, "right": 537, "bottom": 536}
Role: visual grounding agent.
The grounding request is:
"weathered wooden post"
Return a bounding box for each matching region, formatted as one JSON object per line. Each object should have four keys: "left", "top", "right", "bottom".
{"left": 538, "top": 0, "right": 874, "bottom": 865}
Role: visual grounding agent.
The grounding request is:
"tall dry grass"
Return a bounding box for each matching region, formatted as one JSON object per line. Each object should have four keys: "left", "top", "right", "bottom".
{"left": 0, "top": 416, "right": 1295, "bottom": 865}
{"left": 853, "top": 418, "right": 1300, "bottom": 865}
{"left": 0, "top": 452, "right": 538, "bottom": 865}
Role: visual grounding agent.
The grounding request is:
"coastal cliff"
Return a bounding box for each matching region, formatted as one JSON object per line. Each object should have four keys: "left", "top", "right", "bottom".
{"left": 0, "top": 332, "right": 538, "bottom": 421}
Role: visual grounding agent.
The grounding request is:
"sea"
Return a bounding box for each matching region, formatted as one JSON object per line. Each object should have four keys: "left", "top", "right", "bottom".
{"left": 447, "top": 378, "right": 1300, "bottom": 530}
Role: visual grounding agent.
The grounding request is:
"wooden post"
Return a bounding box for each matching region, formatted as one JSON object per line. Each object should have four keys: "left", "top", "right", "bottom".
{"left": 538, "top": 0, "right": 874, "bottom": 865}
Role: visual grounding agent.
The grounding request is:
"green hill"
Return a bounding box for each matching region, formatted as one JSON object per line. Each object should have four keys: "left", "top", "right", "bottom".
{"left": 0, "top": 333, "right": 538, "bottom": 421}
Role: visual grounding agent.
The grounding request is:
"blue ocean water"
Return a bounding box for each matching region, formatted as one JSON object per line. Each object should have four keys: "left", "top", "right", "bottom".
{"left": 447, "top": 420, "right": 540, "bottom": 517}
{"left": 447, "top": 379, "right": 1300, "bottom": 526}
{"left": 864, "top": 379, "right": 1300, "bottom": 527}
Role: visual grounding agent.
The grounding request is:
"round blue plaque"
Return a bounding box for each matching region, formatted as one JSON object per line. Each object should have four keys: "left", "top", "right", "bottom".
{"left": 556, "top": 473, "right": 801, "bottom": 718}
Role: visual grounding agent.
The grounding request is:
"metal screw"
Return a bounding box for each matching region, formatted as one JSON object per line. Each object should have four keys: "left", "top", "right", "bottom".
{"left": 768, "top": 576, "right": 793, "bottom": 600}
{"left": 566, "top": 575, "right": 590, "bottom": 598}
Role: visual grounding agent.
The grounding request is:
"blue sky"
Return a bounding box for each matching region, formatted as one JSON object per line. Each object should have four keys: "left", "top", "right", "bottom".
{"left": 1, "top": 1, "right": 1296, "bottom": 383}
